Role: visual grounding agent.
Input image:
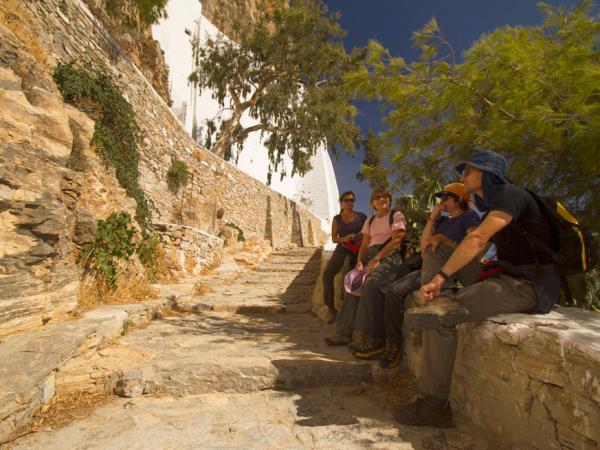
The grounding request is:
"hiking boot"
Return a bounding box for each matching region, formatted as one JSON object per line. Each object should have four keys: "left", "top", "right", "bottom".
{"left": 324, "top": 334, "right": 351, "bottom": 346}
{"left": 404, "top": 298, "right": 469, "bottom": 330}
{"left": 325, "top": 308, "right": 337, "bottom": 325}
{"left": 393, "top": 395, "right": 453, "bottom": 428}
{"left": 379, "top": 343, "right": 402, "bottom": 369}
{"left": 353, "top": 342, "right": 385, "bottom": 360}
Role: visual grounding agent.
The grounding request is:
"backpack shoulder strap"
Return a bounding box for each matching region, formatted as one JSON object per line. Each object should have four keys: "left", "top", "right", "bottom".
{"left": 388, "top": 209, "right": 396, "bottom": 226}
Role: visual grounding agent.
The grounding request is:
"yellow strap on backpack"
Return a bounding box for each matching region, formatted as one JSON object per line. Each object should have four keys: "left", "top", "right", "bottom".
{"left": 557, "top": 202, "right": 587, "bottom": 271}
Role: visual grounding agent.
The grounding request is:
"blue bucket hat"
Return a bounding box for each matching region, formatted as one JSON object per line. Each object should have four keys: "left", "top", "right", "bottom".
{"left": 455, "top": 150, "right": 508, "bottom": 181}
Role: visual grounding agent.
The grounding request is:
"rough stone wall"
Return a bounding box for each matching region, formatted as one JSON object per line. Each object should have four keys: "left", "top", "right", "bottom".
{"left": 80, "top": 0, "right": 172, "bottom": 106}
{"left": 402, "top": 307, "right": 600, "bottom": 450}
{"left": 201, "top": 0, "right": 286, "bottom": 40}
{"left": 153, "top": 223, "right": 223, "bottom": 275}
{"left": 0, "top": 0, "right": 324, "bottom": 335}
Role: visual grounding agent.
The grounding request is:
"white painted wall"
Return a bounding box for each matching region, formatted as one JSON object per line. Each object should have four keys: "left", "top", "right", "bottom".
{"left": 152, "top": 0, "right": 340, "bottom": 237}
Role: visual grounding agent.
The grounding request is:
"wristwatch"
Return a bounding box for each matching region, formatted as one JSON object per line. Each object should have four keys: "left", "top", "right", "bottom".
{"left": 436, "top": 268, "right": 451, "bottom": 281}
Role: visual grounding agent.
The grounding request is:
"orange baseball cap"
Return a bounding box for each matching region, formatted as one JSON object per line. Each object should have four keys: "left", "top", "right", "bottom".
{"left": 434, "top": 183, "right": 470, "bottom": 203}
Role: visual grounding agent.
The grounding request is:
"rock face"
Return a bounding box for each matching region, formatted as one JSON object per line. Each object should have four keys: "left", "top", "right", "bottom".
{"left": 448, "top": 307, "right": 600, "bottom": 450}
{"left": 80, "top": 0, "right": 172, "bottom": 106}
{"left": 0, "top": 55, "right": 135, "bottom": 336}
{"left": 201, "top": 0, "right": 286, "bottom": 40}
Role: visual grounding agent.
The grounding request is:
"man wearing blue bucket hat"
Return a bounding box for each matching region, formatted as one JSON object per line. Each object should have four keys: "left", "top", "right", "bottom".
{"left": 394, "top": 150, "right": 561, "bottom": 428}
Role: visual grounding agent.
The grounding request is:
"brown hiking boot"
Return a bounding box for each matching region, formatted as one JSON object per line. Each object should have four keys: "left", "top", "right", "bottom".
{"left": 393, "top": 396, "right": 453, "bottom": 428}
{"left": 404, "top": 298, "right": 469, "bottom": 330}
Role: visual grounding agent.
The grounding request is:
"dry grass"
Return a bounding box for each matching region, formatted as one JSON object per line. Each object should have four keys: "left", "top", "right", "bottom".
{"left": 2, "top": 390, "right": 114, "bottom": 446}
{"left": 147, "top": 243, "right": 178, "bottom": 284}
{"left": 77, "top": 267, "right": 159, "bottom": 311}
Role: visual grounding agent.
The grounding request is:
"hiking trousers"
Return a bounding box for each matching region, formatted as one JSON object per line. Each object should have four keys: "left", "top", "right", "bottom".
{"left": 418, "top": 245, "right": 537, "bottom": 399}
{"left": 384, "top": 269, "right": 421, "bottom": 345}
{"left": 335, "top": 245, "right": 389, "bottom": 339}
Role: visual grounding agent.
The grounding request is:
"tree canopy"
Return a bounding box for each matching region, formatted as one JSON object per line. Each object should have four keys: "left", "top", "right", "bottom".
{"left": 189, "top": 0, "right": 360, "bottom": 181}
{"left": 346, "top": 0, "right": 600, "bottom": 233}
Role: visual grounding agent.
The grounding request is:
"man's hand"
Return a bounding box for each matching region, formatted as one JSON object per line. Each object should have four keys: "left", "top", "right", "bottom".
{"left": 420, "top": 274, "right": 445, "bottom": 302}
{"left": 365, "top": 259, "right": 379, "bottom": 274}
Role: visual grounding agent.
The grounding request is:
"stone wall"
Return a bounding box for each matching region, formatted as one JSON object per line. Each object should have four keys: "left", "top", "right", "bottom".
{"left": 153, "top": 223, "right": 223, "bottom": 276}
{"left": 0, "top": 0, "right": 325, "bottom": 336}
{"left": 404, "top": 306, "right": 600, "bottom": 449}
{"left": 201, "top": 0, "right": 286, "bottom": 40}
{"left": 451, "top": 308, "right": 600, "bottom": 450}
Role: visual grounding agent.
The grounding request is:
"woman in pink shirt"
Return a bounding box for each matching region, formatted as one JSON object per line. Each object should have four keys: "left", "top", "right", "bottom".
{"left": 325, "top": 187, "right": 406, "bottom": 347}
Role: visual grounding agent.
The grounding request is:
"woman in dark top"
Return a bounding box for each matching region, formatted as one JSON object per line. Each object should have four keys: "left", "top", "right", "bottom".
{"left": 323, "top": 191, "right": 367, "bottom": 324}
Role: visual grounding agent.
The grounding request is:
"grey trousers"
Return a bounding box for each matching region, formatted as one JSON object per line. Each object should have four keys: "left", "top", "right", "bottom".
{"left": 335, "top": 245, "right": 403, "bottom": 339}
{"left": 420, "top": 244, "right": 483, "bottom": 288}
{"left": 418, "top": 245, "right": 537, "bottom": 399}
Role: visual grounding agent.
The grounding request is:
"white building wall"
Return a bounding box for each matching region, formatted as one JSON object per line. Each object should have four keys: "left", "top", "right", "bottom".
{"left": 152, "top": 0, "right": 340, "bottom": 235}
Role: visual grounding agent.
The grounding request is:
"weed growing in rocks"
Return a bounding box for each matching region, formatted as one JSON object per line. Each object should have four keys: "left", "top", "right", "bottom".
{"left": 220, "top": 222, "right": 246, "bottom": 242}
{"left": 78, "top": 212, "right": 163, "bottom": 308}
{"left": 137, "top": 233, "right": 163, "bottom": 282}
{"left": 166, "top": 159, "right": 190, "bottom": 193}
{"left": 53, "top": 62, "right": 152, "bottom": 227}
{"left": 80, "top": 212, "right": 136, "bottom": 289}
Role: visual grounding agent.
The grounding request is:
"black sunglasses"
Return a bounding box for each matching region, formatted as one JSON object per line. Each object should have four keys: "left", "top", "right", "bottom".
{"left": 372, "top": 194, "right": 390, "bottom": 200}
{"left": 342, "top": 198, "right": 355, "bottom": 203}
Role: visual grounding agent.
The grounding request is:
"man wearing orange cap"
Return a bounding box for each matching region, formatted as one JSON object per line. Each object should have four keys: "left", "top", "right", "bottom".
{"left": 419, "top": 183, "right": 483, "bottom": 289}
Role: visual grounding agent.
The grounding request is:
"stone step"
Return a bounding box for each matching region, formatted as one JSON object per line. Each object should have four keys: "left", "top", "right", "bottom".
{"left": 0, "top": 298, "right": 174, "bottom": 442}
{"left": 107, "top": 311, "right": 377, "bottom": 399}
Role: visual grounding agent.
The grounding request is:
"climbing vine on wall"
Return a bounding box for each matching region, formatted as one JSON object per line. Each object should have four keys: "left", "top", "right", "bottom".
{"left": 53, "top": 62, "right": 152, "bottom": 227}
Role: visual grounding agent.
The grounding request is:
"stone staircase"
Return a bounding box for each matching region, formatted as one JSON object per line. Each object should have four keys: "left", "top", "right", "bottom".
{"left": 5, "top": 247, "right": 486, "bottom": 449}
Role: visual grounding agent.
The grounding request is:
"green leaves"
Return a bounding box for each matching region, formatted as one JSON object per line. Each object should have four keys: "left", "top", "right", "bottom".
{"left": 189, "top": 0, "right": 359, "bottom": 179}
{"left": 53, "top": 63, "right": 151, "bottom": 228}
{"left": 80, "top": 212, "right": 136, "bottom": 288}
{"left": 352, "top": 1, "right": 600, "bottom": 234}
{"left": 166, "top": 160, "right": 190, "bottom": 193}
{"left": 80, "top": 213, "right": 163, "bottom": 287}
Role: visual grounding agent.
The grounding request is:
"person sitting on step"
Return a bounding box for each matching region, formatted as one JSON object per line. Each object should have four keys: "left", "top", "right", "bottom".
{"left": 355, "top": 182, "right": 480, "bottom": 367}
{"left": 393, "top": 150, "right": 561, "bottom": 428}
{"left": 325, "top": 187, "right": 406, "bottom": 349}
{"left": 322, "top": 191, "right": 368, "bottom": 324}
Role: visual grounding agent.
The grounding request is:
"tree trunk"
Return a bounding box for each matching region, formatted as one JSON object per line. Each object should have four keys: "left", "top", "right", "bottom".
{"left": 211, "top": 109, "right": 243, "bottom": 158}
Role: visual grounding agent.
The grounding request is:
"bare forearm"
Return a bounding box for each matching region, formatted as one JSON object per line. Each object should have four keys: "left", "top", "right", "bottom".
{"left": 440, "top": 234, "right": 486, "bottom": 277}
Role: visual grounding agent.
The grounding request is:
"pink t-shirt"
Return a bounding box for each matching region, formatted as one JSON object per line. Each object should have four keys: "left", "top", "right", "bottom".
{"left": 361, "top": 211, "right": 406, "bottom": 246}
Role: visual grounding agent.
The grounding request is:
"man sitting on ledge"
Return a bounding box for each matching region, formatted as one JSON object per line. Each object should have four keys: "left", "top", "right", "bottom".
{"left": 394, "top": 150, "right": 561, "bottom": 428}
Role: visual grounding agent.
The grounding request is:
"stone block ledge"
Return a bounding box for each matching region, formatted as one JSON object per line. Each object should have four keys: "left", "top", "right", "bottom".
{"left": 449, "top": 306, "right": 600, "bottom": 450}
{"left": 0, "top": 296, "right": 176, "bottom": 443}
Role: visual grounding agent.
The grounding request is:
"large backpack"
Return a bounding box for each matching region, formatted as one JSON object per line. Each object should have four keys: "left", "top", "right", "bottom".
{"left": 524, "top": 189, "right": 598, "bottom": 276}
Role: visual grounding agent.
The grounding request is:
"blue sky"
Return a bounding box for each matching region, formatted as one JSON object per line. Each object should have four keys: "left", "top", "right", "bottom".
{"left": 322, "top": 0, "right": 586, "bottom": 214}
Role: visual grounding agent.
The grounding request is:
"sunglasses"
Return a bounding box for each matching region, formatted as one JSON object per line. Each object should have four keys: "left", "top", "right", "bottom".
{"left": 342, "top": 198, "right": 355, "bottom": 203}
{"left": 372, "top": 194, "right": 390, "bottom": 201}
